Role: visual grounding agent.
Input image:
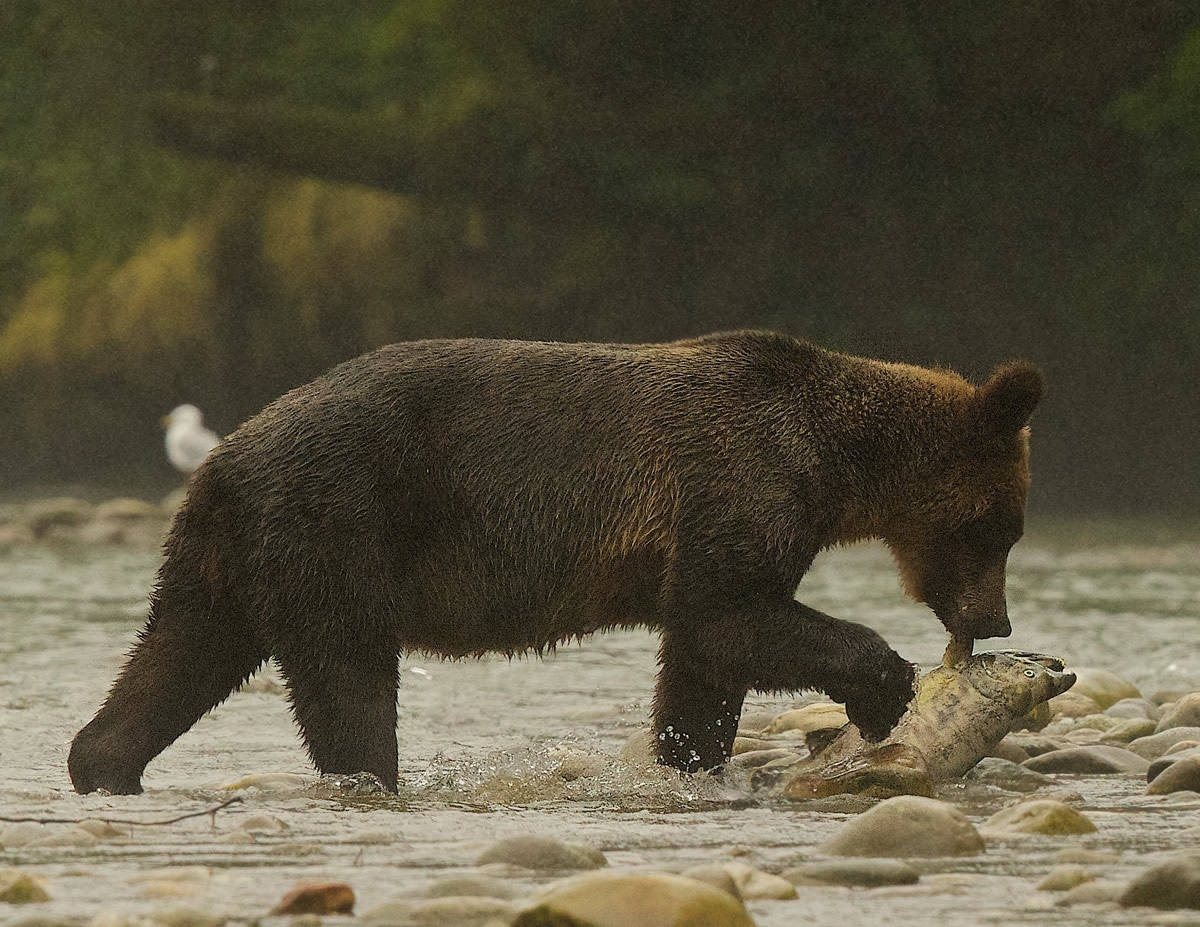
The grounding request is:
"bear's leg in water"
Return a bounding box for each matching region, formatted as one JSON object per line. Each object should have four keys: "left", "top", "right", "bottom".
{"left": 273, "top": 641, "right": 401, "bottom": 791}
{"left": 653, "top": 632, "right": 746, "bottom": 772}
{"left": 68, "top": 588, "right": 267, "bottom": 794}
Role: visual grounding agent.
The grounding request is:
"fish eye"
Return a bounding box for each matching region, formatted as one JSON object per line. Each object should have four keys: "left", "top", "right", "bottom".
{"left": 1023, "top": 669, "right": 1036, "bottom": 677}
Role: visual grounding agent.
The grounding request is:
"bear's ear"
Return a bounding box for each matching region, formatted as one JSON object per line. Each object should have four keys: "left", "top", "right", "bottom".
{"left": 973, "top": 361, "right": 1043, "bottom": 434}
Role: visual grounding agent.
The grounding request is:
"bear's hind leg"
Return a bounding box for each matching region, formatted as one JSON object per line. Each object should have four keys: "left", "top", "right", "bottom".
{"left": 274, "top": 644, "right": 400, "bottom": 791}
{"left": 69, "top": 591, "right": 267, "bottom": 794}
{"left": 653, "top": 633, "right": 746, "bottom": 773}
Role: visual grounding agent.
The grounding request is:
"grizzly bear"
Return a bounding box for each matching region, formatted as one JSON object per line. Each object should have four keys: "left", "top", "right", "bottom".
{"left": 68, "top": 331, "right": 1041, "bottom": 794}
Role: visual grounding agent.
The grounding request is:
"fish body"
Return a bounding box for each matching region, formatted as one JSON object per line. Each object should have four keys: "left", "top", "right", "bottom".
{"left": 764, "top": 651, "right": 1075, "bottom": 799}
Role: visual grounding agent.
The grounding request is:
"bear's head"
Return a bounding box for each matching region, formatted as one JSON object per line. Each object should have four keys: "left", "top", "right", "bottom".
{"left": 885, "top": 361, "right": 1043, "bottom": 643}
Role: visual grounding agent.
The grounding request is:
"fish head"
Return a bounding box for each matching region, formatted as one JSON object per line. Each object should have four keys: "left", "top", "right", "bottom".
{"left": 961, "top": 651, "right": 1075, "bottom": 717}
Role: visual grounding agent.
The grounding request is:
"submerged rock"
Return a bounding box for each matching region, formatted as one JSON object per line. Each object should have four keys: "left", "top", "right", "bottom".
{"left": 514, "top": 871, "right": 756, "bottom": 927}
{"left": 981, "top": 798, "right": 1097, "bottom": 836}
{"left": 964, "top": 757, "right": 1052, "bottom": 792}
{"left": 1020, "top": 744, "right": 1148, "bottom": 775}
{"left": 1147, "top": 756, "right": 1200, "bottom": 795}
{"left": 719, "top": 861, "right": 797, "bottom": 900}
{"left": 270, "top": 882, "right": 355, "bottom": 915}
{"left": 1127, "top": 727, "right": 1200, "bottom": 760}
{"left": 1036, "top": 865, "right": 1096, "bottom": 891}
{"left": 1156, "top": 693, "right": 1200, "bottom": 732}
{"left": 1120, "top": 853, "right": 1200, "bottom": 909}
{"left": 1047, "top": 691, "right": 1102, "bottom": 719}
{"left": 1099, "top": 718, "right": 1158, "bottom": 744}
{"left": 818, "top": 795, "right": 984, "bottom": 858}
{"left": 475, "top": 835, "right": 607, "bottom": 870}
{"left": 0, "top": 870, "right": 49, "bottom": 903}
{"left": 1104, "top": 697, "right": 1160, "bottom": 721}
{"left": 781, "top": 859, "right": 920, "bottom": 887}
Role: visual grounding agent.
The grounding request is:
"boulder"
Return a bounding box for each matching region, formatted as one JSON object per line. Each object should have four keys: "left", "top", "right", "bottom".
{"left": 1099, "top": 718, "right": 1158, "bottom": 744}
{"left": 269, "top": 883, "right": 354, "bottom": 915}
{"left": 1069, "top": 667, "right": 1141, "bottom": 709}
{"left": 981, "top": 799, "right": 1096, "bottom": 836}
{"left": 1021, "top": 744, "right": 1149, "bottom": 775}
{"left": 964, "top": 757, "right": 1052, "bottom": 792}
{"left": 475, "top": 835, "right": 606, "bottom": 871}
{"left": 718, "top": 862, "right": 796, "bottom": 900}
{"left": 0, "top": 870, "right": 49, "bottom": 903}
{"left": 1128, "top": 728, "right": 1200, "bottom": 760}
{"left": 1121, "top": 853, "right": 1200, "bottom": 909}
{"left": 817, "top": 795, "right": 984, "bottom": 858}
{"left": 1147, "top": 756, "right": 1200, "bottom": 795}
{"left": 513, "top": 871, "right": 756, "bottom": 927}
{"left": 1104, "top": 698, "right": 1160, "bottom": 721}
{"left": 1148, "top": 745, "right": 1200, "bottom": 783}
{"left": 781, "top": 859, "right": 920, "bottom": 887}
{"left": 420, "top": 876, "right": 520, "bottom": 900}
{"left": 1036, "top": 865, "right": 1096, "bottom": 891}
{"left": 1157, "top": 694, "right": 1200, "bottom": 732}
{"left": 1047, "top": 691, "right": 1102, "bottom": 719}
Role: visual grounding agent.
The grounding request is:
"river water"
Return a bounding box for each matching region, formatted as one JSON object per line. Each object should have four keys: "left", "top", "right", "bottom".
{"left": 2, "top": 519, "right": 1199, "bottom": 925}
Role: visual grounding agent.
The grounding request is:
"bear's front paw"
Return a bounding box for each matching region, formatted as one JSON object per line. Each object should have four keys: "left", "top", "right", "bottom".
{"left": 832, "top": 655, "right": 917, "bottom": 743}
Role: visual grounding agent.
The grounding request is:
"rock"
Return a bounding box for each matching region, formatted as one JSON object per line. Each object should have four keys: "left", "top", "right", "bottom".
{"left": 270, "top": 883, "right": 355, "bottom": 915}
{"left": 762, "top": 702, "right": 848, "bottom": 735}
{"left": 421, "top": 876, "right": 520, "bottom": 900}
{"left": 981, "top": 799, "right": 1096, "bottom": 836}
{"left": 514, "top": 871, "right": 756, "bottom": 927}
{"left": 1120, "top": 852, "right": 1200, "bottom": 909}
{"left": 1036, "top": 865, "right": 1096, "bottom": 891}
{"left": 1057, "top": 879, "right": 1125, "bottom": 906}
{"left": 361, "top": 900, "right": 416, "bottom": 923}
{"left": 1068, "top": 714, "right": 1120, "bottom": 733}
{"left": 1148, "top": 745, "right": 1200, "bottom": 782}
{"left": 677, "top": 865, "right": 742, "bottom": 900}
{"left": 1062, "top": 727, "right": 1104, "bottom": 745}
{"left": 817, "top": 795, "right": 984, "bottom": 858}
{"left": 1021, "top": 744, "right": 1149, "bottom": 775}
{"left": 388, "top": 896, "right": 517, "bottom": 925}
{"left": 1069, "top": 667, "right": 1141, "bottom": 709}
{"left": 0, "top": 870, "right": 49, "bottom": 903}
{"left": 76, "top": 819, "right": 127, "bottom": 839}
{"left": 148, "top": 907, "right": 228, "bottom": 927}
{"left": 475, "top": 835, "right": 607, "bottom": 870}
{"left": 237, "top": 814, "right": 288, "bottom": 833}
{"left": 0, "top": 824, "right": 49, "bottom": 848}
{"left": 24, "top": 826, "right": 98, "bottom": 848}
{"left": 988, "top": 738, "right": 1030, "bottom": 764}
{"left": 782, "top": 859, "right": 920, "bottom": 887}
{"left": 728, "top": 748, "right": 800, "bottom": 769}
{"left": 964, "top": 757, "right": 1052, "bottom": 792}
{"left": 1056, "top": 848, "right": 1119, "bottom": 864}
{"left": 1047, "top": 691, "right": 1103, "bottom": 719}
{"left": 719, "top": 862, "right": 797, "bottom": 900}
{"left": 1104, "top": 698, "right": 1160, "bottom": 721}
{"left": 1157, "top": 693, "right": 1200, "bottom": 732}
{"left": 1128, "top": 727, "right": 1200, "bottom": 759}
{"left": 22, "top": 497, "right": 93, "bottom": 538}
{"left": 1099, "top": 718, "right": 1158, "bottom": 744}
{"left": 1003, "top": 733, "right": 1068, "bottom": 757}
{"left": 1147, "top": 756, "right": 1200, "bottom": 795}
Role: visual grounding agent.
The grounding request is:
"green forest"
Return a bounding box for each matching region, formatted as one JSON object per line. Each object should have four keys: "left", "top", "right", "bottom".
{"left": 2, "top": 2, "right": 1198, "bottom": 514}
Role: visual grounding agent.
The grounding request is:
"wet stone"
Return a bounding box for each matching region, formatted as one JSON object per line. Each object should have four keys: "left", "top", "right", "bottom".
{"left": 514, "top": 871, "right": 755, "bottom": 927}
{"left": 1127, "top": 727, "right": 1200, "bottom": 760}
{"left": 270, "top": 882, "right": 355, "bottom": 915}
{"left": 475, "top": 835, "right": 607, "bottom": 870}
{"left": 1055, "top": 848, "right": 1119, "bottom": 865}
{"left": 1047, "top": 691, "right": 1103, "bottom": 719}
{"left": 237, "top": 813, "right": 288, "bottom": 833}
{"left": 149, "top": 907, "right": 228, "bottom": 927}
{"left": 1156, "top": 693, "right": 1200, "bottom": 732}
{"left": 0, "top": 869, "right": 49, "bottom": 903}
{"left": 781, "top": 859, "right": 920, "bottom": 888}
{"left": 390, "top": 896, "right": 517, "bottom": 925}
{"left": 420, "top": 875, "right": 520, "bottom": 901}
{"left": 1099, "top": 718, "right": 1158, "bottom": 744}
{"left": 1003, "top": 733, "right": 1068, "bottom": 757}
{"left": 1104, "top": 697, "right": 1160, "bottom": 721}
{"left": 1148, "top": 745, "right": 1200, "bottom": 782}
{"left": 1069, "top": 667, "right": 1142, "bottom": 709}
{"left": 1057, "top": 879, "right": 1125, "bottom": 907}
{"left": 1037, "top": 865, "right": 1096, "bottom": 891}
{"left": 1120, "top": 852, "right": 1200, "bottom": 909}
{"left": 719, "top": 862, "right": 797, "bottom": 900}
{"left": 981, "top": 798, "right": 1097, "bottom": 836}
{"left": 988, "top": 738, "right": 1030, "bottom": 764}
{"left": 818, "top": 795, "right": 984, "bottom": 858}
{"left": 1021, "top": 744, "right": 1149, "bottom": 775}
{"left": 1147, "top": 756, "right": 1200, "bottom": 795}
{"left": 678, "top": 865, "right": 742, "bottom": 900}
{"left": 964, "top": 757, "right": 1052, "bottom": 792}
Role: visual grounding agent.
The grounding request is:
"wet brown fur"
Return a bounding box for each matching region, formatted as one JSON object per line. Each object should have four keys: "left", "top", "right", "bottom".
{"left": 68, "top": 331, "right": 1041, "bottom": 793}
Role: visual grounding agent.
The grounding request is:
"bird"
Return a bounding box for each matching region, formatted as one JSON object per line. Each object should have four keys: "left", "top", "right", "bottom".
{"left": 162, "top": 404, "right": 220, "bottom": 475}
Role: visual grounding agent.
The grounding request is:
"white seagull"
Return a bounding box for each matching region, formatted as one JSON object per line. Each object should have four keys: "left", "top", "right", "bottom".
{"left": 162, "top": 404, "right": 220, "bottom": 474}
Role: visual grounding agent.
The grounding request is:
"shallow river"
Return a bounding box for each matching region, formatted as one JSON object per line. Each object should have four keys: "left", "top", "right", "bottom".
{"left": 2, "top": 519, "right": 1199, "bottom": 925}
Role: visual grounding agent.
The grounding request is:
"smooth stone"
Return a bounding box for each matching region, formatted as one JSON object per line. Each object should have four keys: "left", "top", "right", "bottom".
{"left": 514, "top": 871, "right": 755, "bottom": 927}
{"left": 964, "top": 757, "right": 1053, "bottom": 792}
{"left": 5, "top": 917, "right": 77, "bottom": 927}
{"left": 981, "top": 798, "right": 1096, "bottom": 836}
{"left": 0, "top": 824, "right": 49, "bottom": 848}
{"left": 1048, "top": 691, "right": 1103, "bottom": 719}
{"left": 1056, "top": 879, "right": 1125, "bottom": 906}
{"left": 1148, "top": 745, "right": 1200, "bottom": 782}
{"left": 678, "top": 865, "right": 742, "bottom": 900}
{"left": 762, "top": 703, "right": 848, "bottom": 735}
{"left": 1157, "top": 693, "right": 1200, "bottom": 732}
{"left": 1037, "top": 865, "right": 1096, "bottom": 891}
{"left": 1128, "top": 728, "right": 1200, "bottom": 760}
{"left": 420, "top": 876, "right": 520, "bottom": 900}
{"left": 818, "top": 795, "right": 984, "bottom": 858}
{"left": 988, "top": 739, "right": 1030, "bottom": 764}
{"left": 388, "top": 896, "right": 517, "bottom": 925}
{"left": 1062, "top": 727, "right": 1105, "bottom": 744}
{"left": 269, "top": 882, "right": 355, "bottom": 915}
{"left": 1070, "top": 714, "right": 1122, "bottom": 732}
{"left": 148, "top": 908, "right": 227, "bottom": 927}
{"left": 1003, "top": 733, "right": 1069, "bottom": 757}
{"left": 475, "top": 835, "right": 606, "bottom": 870}
{"left": 361, "top": 900, "right": 416, "bottom": 922}
{"left": 728, "top": 748, "right": 800, "bottom": 769}
{"left": 237, "top": 814, "right": 288, "bottom": 833}
{"left": 1070, "top": 667, "right": 1142, "bottom": 709}
{"left": 719, "top": 862, "right": 797, "bottom": 900}
{"left": 25, "top": 827, "right": 99, "bottom": 849}
{"left": 1021, "top": 744, "right": 1149, "bottom": 775}
{"left": 0, "top": 870, "right": 49, "bottom": 903}
{"left": 1166, "top": 740, "right": 1200, "bottom": 755}
{"left": 1120, "top": 852, "right": 1200, "bottom": 909}
{"left": 1147, "top": 756, "right": 1200, "bottom": 795}
{"left": 782, "top": 859, "right": 920, "bottom": 887}
{"left": 1099, "top": 718, "right": 1158, "bottom": 744}
{"left": 1104, "top": 698, "right": 1160, "bottom": 721}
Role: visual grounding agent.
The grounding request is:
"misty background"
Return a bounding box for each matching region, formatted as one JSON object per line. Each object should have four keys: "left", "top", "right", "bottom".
{"left": 1, "top": 2, "right": 1197, "bottom": 516}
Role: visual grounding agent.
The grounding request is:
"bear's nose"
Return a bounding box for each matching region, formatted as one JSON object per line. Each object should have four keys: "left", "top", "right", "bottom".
{"left": 973, "top": 610, "right": 1012, "bottom": 640}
